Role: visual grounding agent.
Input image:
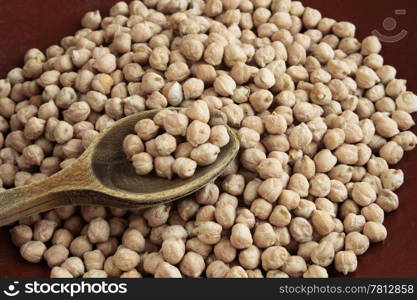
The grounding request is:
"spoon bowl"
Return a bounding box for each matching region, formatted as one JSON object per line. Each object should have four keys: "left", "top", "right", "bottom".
{"left": 0, "top": 109, "right": 240, "bottom": 226}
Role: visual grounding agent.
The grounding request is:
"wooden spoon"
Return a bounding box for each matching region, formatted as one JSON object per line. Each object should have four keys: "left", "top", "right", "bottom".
{"left": 0, "top": 109, "right": 240, "bottom": 227}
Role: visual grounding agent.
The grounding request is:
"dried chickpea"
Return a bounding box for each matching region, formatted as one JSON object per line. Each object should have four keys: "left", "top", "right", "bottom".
{"left": 225, "top": 266, "right": 249, "bottom": 278}
{"left": 351, "top": 182, "right": 377, "bottom": 206}
{"left": 206, "top": 260, "right": 230, "bottom": 278}
{"left": 20, "top": 241, "right": 47, "bottom": 263}
{"left": 131, "top": 152, "right": 153, "bottom": 175}
{"left": 190, "top": 143, "right": 220, "bottom": 166}
{"left": 33, "top": 219, "right": 57, "bottom": 242}
{"left": 230, "top": 223, "right": 253, "bottom": 249}
{"left": 155, "top": 262, "right": 182, "bottom": 278}
{"left": 186, "top": 120, "right": 211, "bottom": 147}
{"left": 281, "top": 256, "right": 307, "bottom": 278}
{"left": 61, "top": 257, "right": 85, "bottom": 277}
{"left": 192, "top": 221, "right": 222, "bottom": 245}
{"left": 334, "top": 250, "right": 357, "bottom": 275}
{"left": 83, "top": 270, "right": 107, "bottom": 278}
{"left": 113, "top": 247, "right": 140, "bottom": 271}
{"left": 70, "top": 236, "right": 93, "bottom": 257}
{"left": 290, "top": 217, "right": 313, "bottom": 243}
{"left": 43, "top": 244, "right": 69, "bottom": 267}
{"left": 52, "top": 229, "right": 73, "bottom": 248}
{"left": 162, "top": 111, "right": 188, "bottom": 136}
{"left": 180, "top": 251, "right": 205, "bottom": 278}
{"left": 122, "top": 135, "right": 143, "bottom": 159}
{"left": 10, "top": 225, "right": 33, "bottom": 247}
{"left": 345, "top": 232, "right": 370, "bottom": 255}
{"left": 50, "top": 267, "right": 73, "bottom": 278}
{"left": 87, "top": 217, "right": 110, "bottom": 244}
{"left": 379, "top": 141, "right": 403, "bottom": 165}
{"left": 363, "top": 221, "right": 387, "bottom": 243}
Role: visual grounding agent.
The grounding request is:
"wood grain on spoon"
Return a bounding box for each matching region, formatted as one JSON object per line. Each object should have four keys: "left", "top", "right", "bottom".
{"left": 0, "top": 109, "right": 240, "bottom": 227}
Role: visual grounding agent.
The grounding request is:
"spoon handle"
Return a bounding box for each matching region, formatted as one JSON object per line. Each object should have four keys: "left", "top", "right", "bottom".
{"left": 0, "top": 159, "right": 96, "bottom": 227}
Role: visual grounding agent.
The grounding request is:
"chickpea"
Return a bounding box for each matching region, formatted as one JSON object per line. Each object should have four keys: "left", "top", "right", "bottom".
{"left": 155, "top": 133, "right": 177, "bottom": 156}
{"left": 206, "top": 260, "right": 230, "bottom": 278}
{"left": 83, "top": 270, "right": 107, "bottom": 278}
{"left": 142, "top": 252, "right": 164, "bottom": 275}
{"left": 122, "top": 228, "right": 145, "bottom": 252}
{"left": 174, "top": 142, "right": 193, "bottom": 159}
{"left": 193, "top": 221, "right": 222, "bottom": 245}
{"left": 261, "top": 246, "right": 289, "bottom": 271}
{"left": 351, "top": 182, "right": 377, "bottom": 206}
{"left": 230, "top": 223, "right": 253, "bottom": 249}
{"left": 281, "top": 256, "right": 307, "bottom": 278}
{"left": 213, "top": 237, "right": 237, "bottom": 263}
{"left": 87, "top": 217, "right": 110, "bottom": 244}
{"left": 303, "top": 265, "right": 329, "bottom": 278}
{"left": 288, "top": 173, "right": 310, "bottom": 197}
{"left": 186, "top": 120, "right": 211, "bottom": 147}
{"left": 190, "top": 143, "right": 220, "bottom": 166}
{"left": 50, "top": 267, "right": 73, "bottom": 278}
{"left": 121, "top": 269, "right": 142, "bottom": 278}
{"left": 238, "top": 127, "right": 261, "bottom": 149}
{"left": 131, "top": 152, "right": 153, "bottom": 175}
{"left": 20, "top": 241, "right": 47, "bottom": 263}
{"left": 311, "top": 210, "right": 335, "bottom": 236}
{"left": 143, "top": 205, "right": 170, "bottom": 227}
{"left": 393, "top": 131, "right": 417, "bottom": 150}
{"left": 44, "top": 244, "right": 69, "bottom": 267}
{"left": 334, "top": 250, "right": 357, "bottom": 275}
{"left": 171, "top": 157, "right": 197, "bottom": 179}
{"left": 177, "top": 198, "right": 200, "bottom": 221}
{"left": 343, "top": 213, "right": 366, "bottom": 233}
{"left": 335, "top": 144, "right": 358, "bottom": 165}
{"left": 54, "top": 121, "right": 74, "bottom": 144}
{"left": 186, "top": 237, "right": 212, "bottom": 258}
{"left": 309, "top": 173, "right": 331, "bottom": 198}
{"left": 52, "top": 229, "right": 74, "bottom": 248}
{"left": 239, "top": 245, "right": 261, "bottom": 270}
{"left": 196, "top": 183, "right": 219, "bottom": 205}
{"left": 154, "top": 156, "right": 175, "bottom": 179}
{"left": 224, "top": 266, "right": 249, "bottom": 278}
{"left": 122, "top": 134, "right": 144, "bottom": 158}
{"left": 290, "top": 217, "right": 313, "bottom": 243}
{"left": 363, "top": 221, "right": 387, "bottom": 243}
{"left": 250, "top": 198, "right": 272, "bottom": 220}
{"left": 310, "top": 241, "right": 335, "bottom": 267}
{"left": 155, "top": 262, "right": 182, "bottom": 278}
{"left": 345, "top": 232, "right": 370, "bottom": 255}
{"left": 396, "top": 91, "right": 417, "bottom": 113}
{"left": 180, "top": 251, "right": 205, "bottom": 278}
{"left": 33, "top": 219, "right": 57, "bottom": 242}
{"left": 10, "top": 225, "right": 33, "bottom": 247}
{"left": 210, "top": 125, "right": 230, "bottom": 147}
{"left": 134, "top": 119, "right": 159, "bottom": 141}
{"left": 240, "top": 148, "right": 266, "bottom": 172}
{"left": 379, "top": 141, "right": 403, "bottom": 165}
{"left": 161, "top": 238, "right": 185, "bottom": 265}
{"left": 113, "top": 247, "right": 141, "bottom": 271}
{"left": 61, "top": 257, "right": 85, "bottom": 277}
{"left": 163, "top": 111, "right": 189, "bottom": 136}
{"left": 256, "top": 158, "right": 283, "bottom": 179}
{"left": 70, "top": 236, "right": 93, "bottom": 257}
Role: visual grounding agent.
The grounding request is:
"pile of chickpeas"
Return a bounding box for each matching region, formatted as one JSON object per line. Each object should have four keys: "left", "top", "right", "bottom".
{"left": 123, "top": 104, "right": 230, "bottom": 179}
{"left": 2, "top": 0, "right": 417, "bottom": 278}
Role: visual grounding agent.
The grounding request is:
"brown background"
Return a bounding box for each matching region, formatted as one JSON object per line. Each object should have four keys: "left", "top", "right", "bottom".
{"left": 0, "top": 0, "right": 416, "bottom": 277}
